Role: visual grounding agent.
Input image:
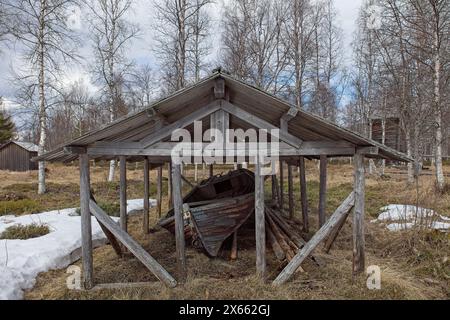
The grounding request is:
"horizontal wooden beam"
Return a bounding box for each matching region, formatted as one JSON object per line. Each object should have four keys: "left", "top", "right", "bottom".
{"left": 90, "top": 282, "right": 157, "bottom": 291}
{"left": 64, "top": 146, "right": 87, "bottom": 155}
{"left": 85, "top": 141, "right": 356, "bottom": 157}
{"left": 358, "top": 146, "right": 379, "bottom": 155}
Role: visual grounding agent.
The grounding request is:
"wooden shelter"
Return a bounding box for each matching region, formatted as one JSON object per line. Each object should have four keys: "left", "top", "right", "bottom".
{"left": 36, "top": 70, "right": 411, "bottom": 289}
{"left": 0, "top": 141, "right": 38, "bottom": 172}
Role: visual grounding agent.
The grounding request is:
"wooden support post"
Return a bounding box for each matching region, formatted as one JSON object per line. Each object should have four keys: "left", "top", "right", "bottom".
{"left": 318, "top": 155, "right": 327, "bottom": 227}
{"left": 168, "top": 162, "right": 173, "bottom": 209}
{"left": 79, "top": 153, "right": 93, "bottom": 289}
{"left": 209, "top": 164, "right": 214, "bottom": 177}
{"left": 353, "top": 151, "right": 366, "bottom": 275}
{"left": 157, "top": 166, "right": 162, "bottom": 217}
{"left": 119, "top": 156, "right": 127, "bottom": 232}
{"left": 255, "top": 159, "right": 266, "bottom": 279}
{"left": 180, "top": 164, "right": 184, "bottom": 188}
{"left": 271, "top": 175, "right": 277, "bottom": 205}
{"left": 279, "top": 161, "right": 284, "bottom": 210}
{"left": 172, "top": 163, "right": 187, "bottom": 282}
{"left": 299, "top": 157, "right": 309, "bottom": 233}
{"left": 143, "top": 158, "right": 150, "bottom": 234}
{"left": 288, "top": 165, "right": 294, "bottom": 219}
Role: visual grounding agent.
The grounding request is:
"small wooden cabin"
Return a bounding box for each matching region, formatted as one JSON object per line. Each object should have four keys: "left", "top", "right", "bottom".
{"left": 371, "top": 116, "right": 450, "bottom": 160}
{"left": 0, "top": 141, "right": 39, "bottom": 172}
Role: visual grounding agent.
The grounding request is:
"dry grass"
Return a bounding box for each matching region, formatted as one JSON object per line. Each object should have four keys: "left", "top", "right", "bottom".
{"left": 1, "top": 162, "right": 449, "bottom": 300}
{"left": 0, "top": 223, "right": 50, "bottom": 240}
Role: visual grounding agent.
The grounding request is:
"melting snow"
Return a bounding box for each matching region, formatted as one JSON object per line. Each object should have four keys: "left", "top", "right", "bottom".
{"left": 0, "top": 199, "right": 155, "bottom": 300}
{"left": 372, "top": 204, "right": 450, "bottom": 232}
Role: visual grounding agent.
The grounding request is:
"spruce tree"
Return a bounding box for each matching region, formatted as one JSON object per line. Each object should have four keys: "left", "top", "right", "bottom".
{"left": 0, "top": 110, "right": 15, "bottom": 144}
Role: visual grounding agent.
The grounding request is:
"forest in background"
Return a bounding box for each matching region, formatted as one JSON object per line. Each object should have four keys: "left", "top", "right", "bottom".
{"left": 0, "top": 0, "right": 449, "bottom": 194}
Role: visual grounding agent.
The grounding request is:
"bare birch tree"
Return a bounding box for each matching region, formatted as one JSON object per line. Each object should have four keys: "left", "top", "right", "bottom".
{"left": 154, "top": 0, "right": 212, "bottom": 93}
{"left": 284, "top": 0, "right": 318, "bottom": 108}
{"left": 221, "top": 0, "right": 290, "bottom": 95}
{"left": 1, "top": 0, "right": 80, "bottom": 194}
{"left": 86, "top": 0, "right": 139, "bottom": 181}
{"left": 309, "top": 0, "right": 345, "bottom": 121}
{"left": 128, "top": 64, "right": 156, "bottom": 111}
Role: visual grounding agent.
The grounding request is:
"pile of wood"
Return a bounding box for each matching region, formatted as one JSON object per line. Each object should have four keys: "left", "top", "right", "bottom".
{"left": 265, "top": 207, "right": 308, "bottom": 263}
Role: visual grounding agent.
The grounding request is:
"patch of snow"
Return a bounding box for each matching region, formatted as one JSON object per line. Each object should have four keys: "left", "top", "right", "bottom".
{"left": 128, "top": 199, "right": 157, "bottom": 214}
{"left": 372, "top": 204, "right": 450, "bottom": 232}
{"left": 0, "top": 198, "right": 154, "bottom": 300}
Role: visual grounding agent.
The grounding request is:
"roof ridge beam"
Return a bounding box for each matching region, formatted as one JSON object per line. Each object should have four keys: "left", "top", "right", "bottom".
{"left": 214, "top": 77, "right": 226, "bottom": 99}
{"left": 220, "top": 100, "right": 303, "bottom": 148}
{"left": 140, "top": 100, "right": 222, "bottom": 148}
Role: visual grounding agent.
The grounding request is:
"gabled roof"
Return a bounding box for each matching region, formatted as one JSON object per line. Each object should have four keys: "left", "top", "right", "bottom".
{"left": 0, "top": 140, "right": 39, "bottom": 153}
{"left": 35, "top": 70, "right": 412, "bottom": 163}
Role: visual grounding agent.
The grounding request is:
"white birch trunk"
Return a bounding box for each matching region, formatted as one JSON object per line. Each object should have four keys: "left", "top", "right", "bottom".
{"left": 433, "top": 40, "right": 445, "bottom": 191}
{"left": 381, "top": 118, "right": 386, "bottom": 175}
{"left": 405, "top": 127, "right": 414, "bottom": 184}
{"left": 37, "top": 0, "right": 47, "bottom": 195}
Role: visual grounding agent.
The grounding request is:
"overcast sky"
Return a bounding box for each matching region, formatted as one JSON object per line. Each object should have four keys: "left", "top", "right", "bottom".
{"left": 0, "top": 0, "right": 363, "bottom": 110}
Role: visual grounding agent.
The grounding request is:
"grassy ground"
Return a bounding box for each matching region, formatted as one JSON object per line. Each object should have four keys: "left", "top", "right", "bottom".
{"left": 0, "top": 161, "right": 449, "bottom": 300}
{"left": 0, "top": 223, "right": 50, "bottom": 240}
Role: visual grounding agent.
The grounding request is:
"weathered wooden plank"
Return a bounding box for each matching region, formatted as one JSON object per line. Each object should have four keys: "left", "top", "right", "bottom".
{"left": 280, "top": 107, "right": 298, "bottom": 133}
{"left": 214, "top": 77, "right": 225, "bottom": 99}
{"left": 266, "top": 223, "right": 286, "bottom": 261}
{"left": 353, "top": 151, "right": 366, "bottom": 275}
{"left": 288, "top": 165, "right": 294, "bottom": 219}
{"left": 79, "top": 154, "right": 93, "bottom": 289}
{"left": 181, "top": 175, "right": 195, "bottom": 189}
{"left": 157, "top": 166, "right": 163, "bottom": 217}
{"left": 172, "top": 163, "right": 187, "bottom": 282}
{"left": 65, "top": 146, "right": 86, "bottom": 155}
{"left": 324, "top": 203, "right": 353, "bottom": 253}
{"left": 86, "top": 141, "right": 356, "bottom": 157}
{"left": 95, "top": 216, "right": 123, "bottom": 257}
{"left": 143, "top": 158, "right": 150, "bottom": 234}
{"left": 271, "top": 175, "right": 278, "bottom": 206}
{"left": 119, "top": 156, "right": 127, "bottom": 232}
{"left": 89, "top": 200, "right": 177, "bottom": 288}
{"left": 279, "top": 161, "right": 284, "bottom": 210}
{"left": 299, "top": 157, "right": 309, "bottom": 233}
{"left": 255, "top": 160, "right": 266, "bottom": 279}
{"left": 168, "top": 162, "right": 173, "bottom": 209}
{"left": 318, "top": 155, "right": 327, "bottom": 227}
{"left": 273, "top": 192, "right": 355, "bottom": 285}
{"left": 91, "top": 282, "right": 157, "bottom": 291}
